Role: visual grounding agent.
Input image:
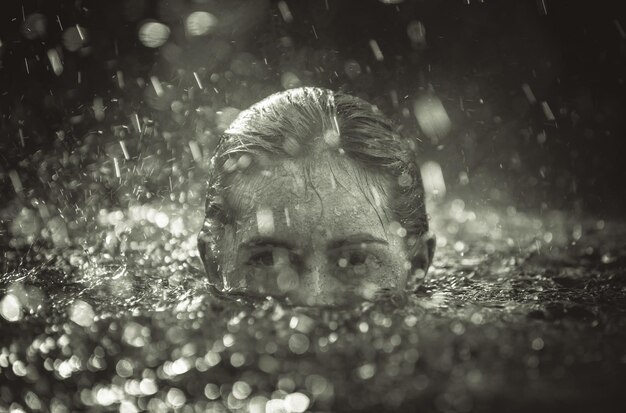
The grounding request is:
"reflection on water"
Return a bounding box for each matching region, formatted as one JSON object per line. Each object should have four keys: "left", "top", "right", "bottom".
{"left": 1, "top": 200, "right": 626, "bottom": 412}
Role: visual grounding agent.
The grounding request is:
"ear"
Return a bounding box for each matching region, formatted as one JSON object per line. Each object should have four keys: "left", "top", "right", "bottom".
{"left": 408, "top": 231, "right": 436, "bottom": 275}
{"left": 197, "top": 220, "right": 224, "bottom": 289}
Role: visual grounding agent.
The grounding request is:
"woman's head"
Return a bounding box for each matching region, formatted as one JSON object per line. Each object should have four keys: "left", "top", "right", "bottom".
{"left": 198, "top": 87, "right": 434, "bottom": 306}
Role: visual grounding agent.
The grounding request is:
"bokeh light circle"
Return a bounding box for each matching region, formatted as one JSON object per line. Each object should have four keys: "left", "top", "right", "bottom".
{"left": 21, "top": 14, "right": 47, "bottom": 40}
{"left": 63, "top": 26, "right": 89, "bottom": 52}
{"left": 138, "top": 21, "right": 170, "bottom": 48}
{"left": 185, "top": 11, "right": 218, "bottom": 37}
{"left": 344, "top": 60, "right": 362, "bottom": 79}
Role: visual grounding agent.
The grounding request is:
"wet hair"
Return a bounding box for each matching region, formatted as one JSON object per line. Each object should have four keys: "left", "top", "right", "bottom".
{"left": 198, "top": 87, "right": 430, "bottom": 289}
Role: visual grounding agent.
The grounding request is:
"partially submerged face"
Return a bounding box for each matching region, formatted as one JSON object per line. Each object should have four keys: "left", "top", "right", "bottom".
{"left": 215, "top": 153, "right": 412, "bottom": 306}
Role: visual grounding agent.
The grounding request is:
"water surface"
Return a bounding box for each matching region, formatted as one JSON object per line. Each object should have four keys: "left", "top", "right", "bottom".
{"left": 2, "top": 200, "right": 625, "bottom": 412}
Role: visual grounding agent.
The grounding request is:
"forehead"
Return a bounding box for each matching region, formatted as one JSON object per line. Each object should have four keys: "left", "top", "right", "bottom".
{"left": 224, "top": 155, "right": 392, "bottom": 241}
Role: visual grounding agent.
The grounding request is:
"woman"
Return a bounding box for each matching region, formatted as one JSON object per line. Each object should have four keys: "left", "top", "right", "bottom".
{"left": 198, "top": 87, "right": 435, "bottom": 306}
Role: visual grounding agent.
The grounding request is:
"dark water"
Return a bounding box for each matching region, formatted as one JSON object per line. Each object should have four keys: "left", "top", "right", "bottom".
{"left": 2, "top": 200, "right": 625, "bottom": 412}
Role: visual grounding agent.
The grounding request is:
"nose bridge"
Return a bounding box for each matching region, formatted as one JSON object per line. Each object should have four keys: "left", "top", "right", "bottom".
{"left": 304, "top": 246, "right": 327, "bottom": 273}
{"left": 303, "top": 227, "right": 330, "bottom": 271}
{"left": 299, "top": 236, "right": 337, "bottom": 296}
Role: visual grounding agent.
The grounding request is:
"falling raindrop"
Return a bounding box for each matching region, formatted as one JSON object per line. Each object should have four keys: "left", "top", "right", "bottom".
{"left": 278, "top": 1, "right": 294, "bottom": 22}
{"left": 421, "top": 161, "right": 446, "bottom": 198}
{"left": 47, "top": 49, "right": 63, "bottom": 76}
{"left": 368, "top": 39, "right": 384, "bottom": 61}
{"left": 407, "top": 21, "right": 426, "bottom": 47}
{"left": 413, "top": 94, "right": 451, "bottom": 142}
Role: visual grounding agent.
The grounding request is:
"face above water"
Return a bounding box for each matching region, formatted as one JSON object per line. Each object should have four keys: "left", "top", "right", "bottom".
{"left": 216, "top": 155, "right": 411, "bottom": 306}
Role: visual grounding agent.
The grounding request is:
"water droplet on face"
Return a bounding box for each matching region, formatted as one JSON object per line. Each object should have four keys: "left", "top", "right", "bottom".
{"left": 224, "top": 157, "right": 238, "bottom": 173}
{"left": 237, "top": 154, "right": 252, "bottom": 170}
{"left": 398, "top": 172, "right": 412, "bottom": 187}
{"left": 323, "top": 128, "right": 341, "bottom": 148}
{"left": 256, "top": 207, "right": 275, "bottom": 235}
{"left": 282, "top": 136, "right": 301, "bottom": 156}
{"left": 389, "top": 221, "right": 407, "bottom": 237}
{"left": 277, "top": 267, "right": 299, "bottom": 292}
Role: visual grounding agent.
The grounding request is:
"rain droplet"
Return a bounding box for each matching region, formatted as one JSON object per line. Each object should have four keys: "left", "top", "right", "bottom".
{"left": 521, "top": 83, "right": 537, "bottom": 104}
{"left": 541, "top": 101, "right": 555, "bottom": 121}
{"left": 368, "top": 39, "right": 384, "bottom": 61}
{"left": 9, "top": 170, "right": 23, "bottom": 193}
{"left": 421, "top": 161, "right": 446, "bottom": 199}
{"left": 413, "top": 94, "right": 451, "bottom": 142}
{"left": 237, "top": 154, "right": 252, "bottom": 170}
{"left": 256, "top": 207, "right": 275, "bottom": 236}
{"left": 397, "top": 172, "right": 412, "bottom": 187}
{"left": 232, "top": 381, "right": 252, "bottom": 400}
{"left": 189, "top": 141, "right": 202, "bottom": 162}
{"left": 407, "top": 21, "right": 426, "bottom": 46}
{"left": 0, "top": 294, "right": 22, "bottom": 322}
{"left": 69, "top": 299, "right": 95, "bottom": 327}
{"left": 322, "top": 128, "right": 340, "bottom": 148}
{"left": 282, "top": 136, "right": 301, "bottom": 156}
{"left": 47, "top": 49, "right": 63, "bottom": 75}
{"left": 284, "top": 393, "right": 310, "bottom": 413}
{"left": 531, "top": 337, "right": 545, "bottom": 351}
{"left": 343, "top": 60, "right": 362, "bottom": 79}
{"left": 277, "top": 1, "right": 294, "bottom": 23}
{"left": 288, "top": 333, "right": 309, "bottom": 354}
{"left": 277, "top": 267, "right": 299, "bottom": 292}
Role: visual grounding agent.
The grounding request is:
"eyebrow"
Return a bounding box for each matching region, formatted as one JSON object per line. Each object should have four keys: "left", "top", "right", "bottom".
{"left": 238, "top": 233, "right": 389, "bottom": 252}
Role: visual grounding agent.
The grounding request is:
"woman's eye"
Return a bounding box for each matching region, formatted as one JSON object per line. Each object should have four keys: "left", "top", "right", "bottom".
{"left": 348, "top": 251, "right": 368, "bottom": 265}
{"left": 247, "top": 251, "right": 274, "bottom": 266}
{"left": 246, "top": 248, "right": 301, "bottom": 267}
{"left": 337, "top": 250, "right": 379, "bottom": 267}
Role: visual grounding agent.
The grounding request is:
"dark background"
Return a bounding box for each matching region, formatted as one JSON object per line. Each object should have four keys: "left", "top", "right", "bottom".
{"left": 1, "top": 0, "right": 625, "bottom": 230}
